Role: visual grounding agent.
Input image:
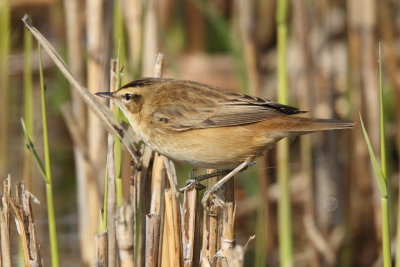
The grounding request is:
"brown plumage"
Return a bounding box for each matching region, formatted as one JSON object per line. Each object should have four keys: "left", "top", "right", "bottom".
{"left": 96, "top": 77, "right": 354, "bottom": 170}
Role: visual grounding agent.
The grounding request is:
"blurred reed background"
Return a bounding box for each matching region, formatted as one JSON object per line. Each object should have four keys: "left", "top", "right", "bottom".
{"left": 0, "top": 0, "right": 399, "bottom": 266}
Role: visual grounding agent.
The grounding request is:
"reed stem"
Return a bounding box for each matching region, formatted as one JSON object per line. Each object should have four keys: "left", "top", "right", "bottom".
{"left": 23, "top": 18, "right": 34, "bottom": 189}
{"left": 276, "top": 0, "right": 293, "bottom": 266}
{"left": 39, "top": 43, "right": 60, "bottom": 267}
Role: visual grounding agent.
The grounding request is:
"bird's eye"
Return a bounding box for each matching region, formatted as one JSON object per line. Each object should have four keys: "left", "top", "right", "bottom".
{"left": 124, "top": 93, "right": 141, "bottom": 102}
{"left": 125, "top": 93, "right": 133, "bottom": 101}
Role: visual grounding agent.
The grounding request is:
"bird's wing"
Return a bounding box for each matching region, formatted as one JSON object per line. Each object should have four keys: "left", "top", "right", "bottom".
{"left": 151, "top": 81, "right": 305, "bottom": 131}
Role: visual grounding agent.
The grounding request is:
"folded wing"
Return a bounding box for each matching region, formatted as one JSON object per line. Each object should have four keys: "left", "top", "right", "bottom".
{"left": 151, "top": 80, "right": 305, "bottom": 131}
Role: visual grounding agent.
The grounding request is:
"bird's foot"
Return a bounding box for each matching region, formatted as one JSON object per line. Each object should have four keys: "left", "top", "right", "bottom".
{"left": 179, "top": 178, "right": 206, "bottom": 192}
{"left": 201, "top": 189, "right": 225, "bottom": 216}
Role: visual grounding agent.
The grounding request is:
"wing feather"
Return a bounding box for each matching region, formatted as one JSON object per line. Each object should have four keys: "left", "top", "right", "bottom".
{"left": 150, "top": 79, "right": 305, "bottom": 131}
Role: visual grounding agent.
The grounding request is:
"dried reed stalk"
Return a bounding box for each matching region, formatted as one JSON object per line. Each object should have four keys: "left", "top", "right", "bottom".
{"left": 95, "top": 231, "right": 108, "bottom": 267}
{"left": 221, "top": 181, "right": 235, "bottom": 250}
{"left": 0, "top": 204, "right": 11, "bottom": 267}
{"left": 136, "top": 145, "right": 153, "bottom": 267}
{"left": 220, "top": 202, "right": 238, "bottom": 267}
{"left": 116, "top": 204, "right": 135, "bottom": 267}
{"left": 182, "top": 187, "right": 201, "bottom": 267}
{"left": 107, "top": 133, "right": 117, "bottom": 267}
{"left": 201, "top": 171, "right": 221, "bottom": 267}
{"left": 0, "top": 176, "right": 11, "bottom": 267}
{"left": 5, "top": 181, "right": 42, "bottom": 267}
{"left": 128, "top": 148, "right": 143, "bottom": 262}
{"left": 164, "top": 188, "right": 183, "bottom": 267}
{"left": 150, "top": 153, "right": 166, "bottom": 214}
{"left": 146, "top": 214, "right": 162, "bottom": 267}
{"left": 145, "top": 152, "right": 166, "bottom": 267}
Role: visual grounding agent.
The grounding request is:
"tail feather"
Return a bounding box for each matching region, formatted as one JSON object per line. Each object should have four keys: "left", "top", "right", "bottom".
{"left": 257, "top": 116, "right": 354, "bottom": 139}
{"left": 269, "top": 116, "right": 355, "bottom": 133}
{"left": 303, "top": 118, "right": 355, "bottom": 131}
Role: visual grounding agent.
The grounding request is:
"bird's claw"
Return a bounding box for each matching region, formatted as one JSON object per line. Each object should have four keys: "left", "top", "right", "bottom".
{"left": 179, "top": 178, "right": 206, "bottom": 192}
{"left": 201, "top": 189, "right": 225, "bottom": 216}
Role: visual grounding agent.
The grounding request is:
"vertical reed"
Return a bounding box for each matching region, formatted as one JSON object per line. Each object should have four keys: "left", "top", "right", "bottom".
{"left": 62, "top": 0, "right": 88, "bottom": 262}
{"left": 360, "top": 45, "right": 391, "bottom": 267}
{"left": 0, "top": 0, "right": 10, "bottom": 176}
{"left": 23, "top": 21, "right": 34, "bottom": 188}
{"left": 276, "top": 0, "right": 293, "bottom": 266}
{"left": 85, "top": 0, "right": 113, "bottom": 262}
{"left": 38, "top": 43, "right": 60, "bottom": 267}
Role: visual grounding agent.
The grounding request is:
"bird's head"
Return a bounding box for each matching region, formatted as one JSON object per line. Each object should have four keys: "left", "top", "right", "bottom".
{"left": 96, "top": 86, "right": 144, "bottom": 115}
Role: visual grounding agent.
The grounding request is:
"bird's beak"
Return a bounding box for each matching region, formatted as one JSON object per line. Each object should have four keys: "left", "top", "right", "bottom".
{"left": 95, "top": 92, "right": 115, "bottom": 99}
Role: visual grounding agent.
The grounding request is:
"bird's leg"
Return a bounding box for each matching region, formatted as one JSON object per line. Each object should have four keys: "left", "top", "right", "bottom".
{"left": 202, "top": 156, "right": 255, "bottom": 214}
{"left": 179, "top": 170, "right": 230, "bottom": 192}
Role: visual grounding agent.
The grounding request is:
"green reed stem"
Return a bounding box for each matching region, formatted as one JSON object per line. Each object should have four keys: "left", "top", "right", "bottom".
{"left": 360, "top": 46, "right": 391, "bottom": 267}
{"left": 0, "top": 0, "right": 10, "bottom": 175}
{"left": 360, "top": 117, "right": 391, "bottom": 267}
{"left": 21, "top": 119, "right": 46, "bottom": 179}
{"left": 276, "top": 0, "right": 293, "bottom": 266}
{"left": 38, "top": 43, "right": 60, "bottom": 267}
{"left": 114, "top": 40, "right": 123, "bottom": 206}
{"left": 101, "top": 157, "right": 109, "bottom": 233}
{"left": 24, "top": 21, "right": 33, "bottom": 138}
{"left": 23, "top": 20, "right": 34, "bottom": 189}
{"left": 379, "top": 44, "right": 386, "bottom": 181}
{"left": 379, "top": 44, "right": 391, "bottom": 267}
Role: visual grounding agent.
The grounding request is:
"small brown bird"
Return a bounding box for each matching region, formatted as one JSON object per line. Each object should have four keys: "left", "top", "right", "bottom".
{"left": 96, "top": 77, "right": 353, "bottom": 206}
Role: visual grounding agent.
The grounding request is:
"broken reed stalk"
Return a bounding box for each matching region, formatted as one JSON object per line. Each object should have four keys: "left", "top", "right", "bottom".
{"left": 145, "top": 153, "right": 165, "bottom": 267}
{"left": 116, "top": 204, "right": 135, "bottom": 267}
{"left": 145, "top": 214, "right": 161, "bottom": 267}
{"left": 201, "top": 170, "right": 221, "bottom": 266}
{"left": 162, "top": 150, "right": 183, "bottom": 267}
{"left": 107, "top": 133, "right": 117, "bottom": 267}
{"left": 4, "top": 178, "right": 42, "bottom": 267}
{"left": 0, "top": 204, "right": 11, "bottom": 267}
{"left": 0, "top": 176, "right": 12, "bottom": 267}
{"left": 182, "top": 187, "right": 201, "bottom": 267}
{"left": 136, "top": 145, "right": 154, "bottom": 266}
{"left": 164, "top": 188, "right": 183, "bottom": 267}
{"left": 221, "top": 180, "right": 235, "bottom": 251}
{"left": 95, "top": 232, "right": 108, "bottom": 267}
{"left": 150, "top": 153, "right": 166, "bottom": 215}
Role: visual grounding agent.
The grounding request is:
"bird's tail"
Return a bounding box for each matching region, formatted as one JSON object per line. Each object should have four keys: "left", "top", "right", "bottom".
{"left": 293, "top": 118, "right": 355, "bottom": 132}
{"left": 263, "top": 116, "right": 355, "bottom": 137}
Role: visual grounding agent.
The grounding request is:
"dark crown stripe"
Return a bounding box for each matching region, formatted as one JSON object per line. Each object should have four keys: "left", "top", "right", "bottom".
{"left": 120, "top": 78, "right": 172, "bottom": 89}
